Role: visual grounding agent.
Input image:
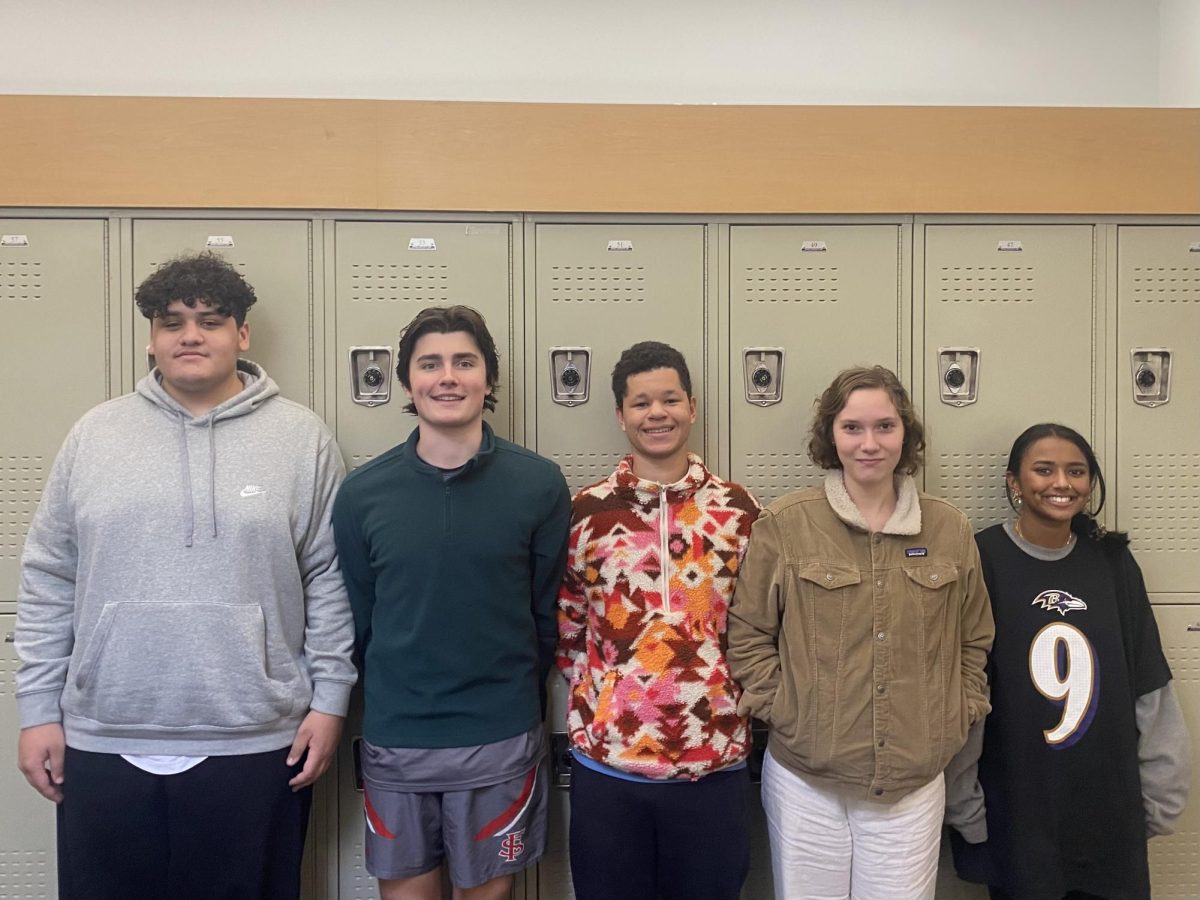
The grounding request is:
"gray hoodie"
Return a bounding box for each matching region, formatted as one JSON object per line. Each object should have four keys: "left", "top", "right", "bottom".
{"left": 15, "top": 360, "right": 357, "bottom": 756}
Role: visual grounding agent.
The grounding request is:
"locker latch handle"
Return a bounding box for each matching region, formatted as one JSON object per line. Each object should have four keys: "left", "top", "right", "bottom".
{"left": 937, "top": 348, "right": 980, "bottom": 406}
{"left": 743, "top": 348, "right": 785, "bottom": 406}
{"left": 550, "top": 348, "right": 591, "bottom": 406}
{"left": 1130, "top": 349, "right": 1171, "bottom": 408}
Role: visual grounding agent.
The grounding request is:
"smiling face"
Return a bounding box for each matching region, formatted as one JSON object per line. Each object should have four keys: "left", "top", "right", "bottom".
{"left": 403, "top": 330, "right": 491, "bottom": 433}
{"left": 1008, "top": 436, "right": 1092, "bottom": 529}
{"left": 149, "top": 299, "right": 249, "bottom": 413}
{"left": 617, "top": 367, "right": 696, "bottom": 477}
{"left": 832, "top": 387, "right": 905, "bottom": 491}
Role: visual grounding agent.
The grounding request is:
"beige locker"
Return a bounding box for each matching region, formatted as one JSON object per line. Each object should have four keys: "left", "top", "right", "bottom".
{"left": 2, "top": 615, "right": 57, "bottom": 899}
{"left": 532, "top": 223, "right": 707, "bottom": 900}
{"left": 331, "top": 221, "right": 514, "bottom": 471}
{"left": 1146, "top": 604, "right": 1200, "bottom": 897}
{"left": 1, "top": 219, "right": 109, "bottom": 900}
{"left": 728, "top": 224, "right": 904, "bottom": 505}
{"left": 921, "top": 225, "right": 1097, "bottom": 527}
{"left": 330, "top": 220, "right": 516, "bottom": 900}
{"left": 1, "top": 219, "right": 110, "bottom": 613}
{"left": 533, "top": 223, "right": 707, "bottom": 494}
{"left": 1115, "top": 226, "right": 1200, "bottom": 595}
{"left": 130, "top": 219, "right": 316, "bottom": 409}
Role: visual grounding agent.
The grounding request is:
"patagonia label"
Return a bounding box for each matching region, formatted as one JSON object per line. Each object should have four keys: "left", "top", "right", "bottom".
{"left": 905, "top": 547, "right": 928, "bottom": 557}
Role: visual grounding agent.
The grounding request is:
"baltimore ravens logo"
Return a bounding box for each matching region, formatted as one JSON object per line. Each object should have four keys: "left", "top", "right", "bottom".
{"left": 1031, "top": 589, "right": 1088, "bottom": 616}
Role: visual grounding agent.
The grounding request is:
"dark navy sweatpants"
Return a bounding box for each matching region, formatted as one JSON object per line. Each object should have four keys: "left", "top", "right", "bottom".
{"left": 568, "top": 761, "right": 750, "bottom": 900}
{"left": 57, "top": 746, "right": 311, "bottom": 900}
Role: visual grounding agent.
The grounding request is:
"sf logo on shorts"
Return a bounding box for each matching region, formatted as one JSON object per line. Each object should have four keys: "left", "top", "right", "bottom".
{"left": 498, "top": 829, "right": 526, "bottom": 862}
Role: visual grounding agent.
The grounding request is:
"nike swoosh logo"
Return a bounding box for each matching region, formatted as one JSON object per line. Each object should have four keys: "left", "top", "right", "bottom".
{"left": 239, "top": 485, "right": 267, "bottom": 498}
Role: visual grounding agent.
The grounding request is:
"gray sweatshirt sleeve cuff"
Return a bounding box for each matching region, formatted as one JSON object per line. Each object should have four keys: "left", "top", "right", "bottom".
{"left": 944, "top": 695, "right": 988, "bottom": 843}
{"left": 1137, "top": 681, "right": 1192, "bottom": 837}
{"left": 309, "top": 680, "right": 353, "bottom": 718}
{"left": 17, "top": 689, "right": 64, "bottom": 729}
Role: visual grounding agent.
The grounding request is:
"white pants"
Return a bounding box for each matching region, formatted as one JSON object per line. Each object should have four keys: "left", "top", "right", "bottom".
{"left": 761, "top": 750, "right": 945, "bottom": 900}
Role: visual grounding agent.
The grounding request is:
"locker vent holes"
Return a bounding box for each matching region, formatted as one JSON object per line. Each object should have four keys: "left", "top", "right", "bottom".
{"left": 1129, "top": 267, "right": 1200, "bottom": 302}
{"left": 741, "top": 454, "right": 823, "bottom": 505}
{"left": 1127, "top": 455, "right": 1200, "bottom": 553}
{"left": 1, "top": 456, "right": 43, "bottom": 559}
{"left": 936, "top": 266, "right": 1035, "bottom": 302}
{"left": 741, "top": 266, "right": 839, "bottom": 302}
{"left": 349, "top": 264, "right": 450, "bottom": 303}
{"left": 556, "top": 451, "right": 626, "bottom": 493}
{"left": 930, "top": 453, "right": 1010, "bottom": 529}
{"left": 0, "top": 261, "right": 42, "bottom": 301}
{"left": 0, "top": 849, "right": 51, "bottom": 893}
{"left": 549, "top": 266, "right": 645, "bottom": 302}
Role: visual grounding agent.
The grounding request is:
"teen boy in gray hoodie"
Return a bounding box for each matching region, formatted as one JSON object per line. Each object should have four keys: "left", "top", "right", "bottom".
{"left": 15, "top": 254, "right": 357, "bottom": 900}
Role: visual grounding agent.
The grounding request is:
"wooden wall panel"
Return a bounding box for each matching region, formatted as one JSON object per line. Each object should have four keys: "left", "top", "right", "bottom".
{"left": 1, "top": 95, "right": 1197, "bottom": 213}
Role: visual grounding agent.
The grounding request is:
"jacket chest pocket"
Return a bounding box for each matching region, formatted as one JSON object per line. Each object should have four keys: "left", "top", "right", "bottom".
{"left": 793, "top": 561, "right": 862, "bottom": 644}
{"left": 900, "top": 562, "right": 960, "bottom": 623}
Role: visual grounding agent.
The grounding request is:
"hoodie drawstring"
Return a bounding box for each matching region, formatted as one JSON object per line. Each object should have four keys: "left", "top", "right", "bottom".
{"left": 208, "top": 417, "right": 218, "bottom": 539}
{"left": 180, "top": 418, "right": 196, "bottom": 548}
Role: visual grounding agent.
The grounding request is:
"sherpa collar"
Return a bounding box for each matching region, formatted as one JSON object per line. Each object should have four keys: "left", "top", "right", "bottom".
{"left": 823, "top": 470, "right": 922, "bottom": 535}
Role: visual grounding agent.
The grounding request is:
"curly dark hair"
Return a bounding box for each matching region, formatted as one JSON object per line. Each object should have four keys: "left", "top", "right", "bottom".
{"left": 1005, "top": 422, "right": 1128, "bottom": 548}
{"left": 611, "top": 341, "right": 693, "bottom": 407}
{"left": 135, "top": 253, "right": 257, "bottom": 325}
{"left": 807, "top": 365, "right": 925, "bottom": 474}
{"left": 395, "top": 305, "right": 500, "bottom": 414}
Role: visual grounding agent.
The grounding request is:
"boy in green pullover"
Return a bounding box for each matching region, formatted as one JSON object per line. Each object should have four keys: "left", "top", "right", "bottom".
{"left": 333, "top": 305, "right": 571, "bottom": 900}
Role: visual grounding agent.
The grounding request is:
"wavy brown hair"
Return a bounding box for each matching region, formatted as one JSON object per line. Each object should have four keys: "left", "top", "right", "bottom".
{"left": 807, "top": 365, "right": 925, "bottom": 474}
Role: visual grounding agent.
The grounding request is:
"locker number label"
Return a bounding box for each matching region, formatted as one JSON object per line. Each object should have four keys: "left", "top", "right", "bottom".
{"left": 606, "top": 240, "right": 634, "bottom": 251}
{"left": 408, "top": 238, "right": 437, "bottom": 251}
{"left": 996, "top": 240, "right": 1024, "bottom": 252}
{"left": 1, "top": 234, "right": 30, "bottom": 247}
{"left": 205, "top": 235, "right": 235, "bottom": 248}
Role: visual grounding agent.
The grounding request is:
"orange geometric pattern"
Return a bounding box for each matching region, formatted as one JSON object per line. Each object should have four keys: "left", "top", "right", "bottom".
{"left": 557, "top": 455, "right": 760, "bottom": 780}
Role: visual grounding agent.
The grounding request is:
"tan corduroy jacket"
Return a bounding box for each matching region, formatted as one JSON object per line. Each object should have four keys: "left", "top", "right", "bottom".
{"left": 727, "top": 473, "right": 994, "bottom": 802}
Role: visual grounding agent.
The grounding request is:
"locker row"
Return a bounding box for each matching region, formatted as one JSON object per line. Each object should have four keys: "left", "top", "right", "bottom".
{"left": 1, "top": 211, "right": 1198, "bottom": 899}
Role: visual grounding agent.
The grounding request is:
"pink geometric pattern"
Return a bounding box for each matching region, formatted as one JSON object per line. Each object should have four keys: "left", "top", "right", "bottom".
{"left": 557, "top": 455, "right": 760, "bottom": 779}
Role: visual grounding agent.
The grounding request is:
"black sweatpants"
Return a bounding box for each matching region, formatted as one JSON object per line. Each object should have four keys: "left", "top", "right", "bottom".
{"left": 568, "top": 761, "right": 750, "bottom": 900}
{"left": 57, "top": 747, "right": 312, "bottom": 900}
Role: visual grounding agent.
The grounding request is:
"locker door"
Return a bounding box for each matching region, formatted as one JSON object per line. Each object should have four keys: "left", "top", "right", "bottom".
{"left": 1115, "top": 226, "right": 1200, "bottom": 594}
{"left": 729, "top": 224, "right": 903, "bottom": 505}
{"left": 922, "top": 225, "right": 1096, "bottom": 528}
{"left": 331, "top": 221, "right": 514, "bottom": 900}
{"left": 331, "top": 221, "right": 513, "bottom": 472}
{"left": 3, "top": 616, "right": 56, "bottom": 899}
{"left": 1, "top": 219, "right": 108, "bottom": 900}
{"left": 1146, "top": 605, "right": 1200, "bottom": 898}
{"left": 533, "top": 223, "right": 707, "bottom": 494}
{"left": 131, "top": 220, "right": 315, "bottom": 409}
{"left": 532, "top": 223, "right": 706, "bottom": 900}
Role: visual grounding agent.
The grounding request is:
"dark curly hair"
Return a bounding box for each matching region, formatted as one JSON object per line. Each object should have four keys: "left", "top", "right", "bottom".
{"left": 611, "top": 341, "right": 693, "bottom": 407}
{"left": 135, "top": 253, "right": 257, "bottom": 326}
{"left": 807, "top": 365, "right": 925, "bottom": 474}
{"left": 1005, "top": 422, "right": 1128, "bottom": 548}
{"left": 396, "top": 305, "right": 500, "bottom": 415}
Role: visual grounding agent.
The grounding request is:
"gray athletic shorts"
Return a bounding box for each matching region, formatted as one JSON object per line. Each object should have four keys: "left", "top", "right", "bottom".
{"left": 362, "top": 753, "right": 549, "bottom": 887}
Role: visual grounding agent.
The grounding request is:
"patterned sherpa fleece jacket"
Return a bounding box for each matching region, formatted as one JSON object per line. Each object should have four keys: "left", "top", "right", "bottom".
{"left": 556, "top": 454, "right": 760, "bottom": 780}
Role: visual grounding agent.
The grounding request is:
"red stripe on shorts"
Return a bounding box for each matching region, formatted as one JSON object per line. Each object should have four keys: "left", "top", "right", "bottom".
{"left": 473, "top": 764, "right": 538, "bottom": 841}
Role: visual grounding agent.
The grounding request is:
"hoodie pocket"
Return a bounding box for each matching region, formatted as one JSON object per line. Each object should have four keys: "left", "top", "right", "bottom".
{"left": 70, "top": 601, "right": 305, "bottom": 729}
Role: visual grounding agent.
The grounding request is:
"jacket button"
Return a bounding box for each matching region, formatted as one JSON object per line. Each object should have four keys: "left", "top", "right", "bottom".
{"left": 825, "top": 574, "right": 834, "bottom": 582}
{"left": 876, "top": 631, "right": 886, "bottom": 641}
{"left": 930, "top": 573, "right": 939, "bottom": 582}
{"left": 876, "top": 579, "right": 884, "bottom": 588}
{"left": 874, "top": 788, "right": 884, "bottom": 796}
{"left": 876, "top": 684, "right": 885, "bottom": 694}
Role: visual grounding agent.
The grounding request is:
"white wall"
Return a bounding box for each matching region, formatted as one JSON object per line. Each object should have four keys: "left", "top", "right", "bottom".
{"left": 1160, "top": 0, "right": 1200, "bottom": 105}
{"left": 0, "top": 0, "right": 1186, "bottom": 106}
